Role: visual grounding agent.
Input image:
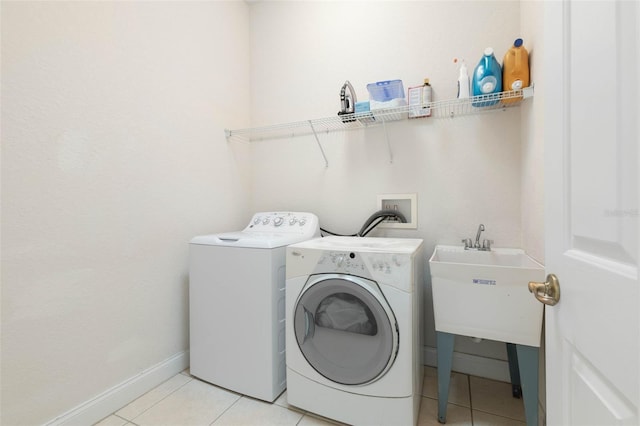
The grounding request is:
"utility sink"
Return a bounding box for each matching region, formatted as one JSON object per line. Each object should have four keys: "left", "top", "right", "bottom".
{"left": 429, "top": 245, "right": 545, "bottom": 346}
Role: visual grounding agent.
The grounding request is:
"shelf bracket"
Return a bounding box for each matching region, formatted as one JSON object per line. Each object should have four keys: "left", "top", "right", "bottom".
{"left": 308, "top": 120, "right": 329, "bottom": 168}
{"left": 382, "top": 120, "right": 393, "bottom": 164}
{"left": 522, "top": 84, "right": 534, "bottom": 99}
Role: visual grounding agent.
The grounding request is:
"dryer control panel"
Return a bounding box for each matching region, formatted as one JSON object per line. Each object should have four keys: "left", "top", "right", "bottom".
{"left": 324, "top": 251, "right": 368, "bottom": 275}
{"left": 311, "top": 250, "right": 413, "bottom": 292}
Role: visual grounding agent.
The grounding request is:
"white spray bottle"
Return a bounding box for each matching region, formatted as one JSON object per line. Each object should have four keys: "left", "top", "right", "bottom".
{"left": 456, "top": 59, "right": 470, "bottom": 99}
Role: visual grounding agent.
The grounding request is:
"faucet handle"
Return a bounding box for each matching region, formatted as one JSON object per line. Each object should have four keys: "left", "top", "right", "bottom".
{"left": 482, "top": 239, "right": 493, "bottom": 250}
{"left": 462, "top": 238, "right": 473, "bottom": 249}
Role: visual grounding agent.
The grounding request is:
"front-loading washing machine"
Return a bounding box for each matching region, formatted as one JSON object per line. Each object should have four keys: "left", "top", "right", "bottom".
{"left": 189, "top": 212, "right": 319, "bottom": 402}
{"left": 285, "top": 236, "right": 425, "bottom": 426}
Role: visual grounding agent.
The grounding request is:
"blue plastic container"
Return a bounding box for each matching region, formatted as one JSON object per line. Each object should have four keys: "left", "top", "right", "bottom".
{"left": 366, "top": 80, "right": 405, "bottom": 102}
{"left": 472, "top": 48, "right": 502, "bottom": 107}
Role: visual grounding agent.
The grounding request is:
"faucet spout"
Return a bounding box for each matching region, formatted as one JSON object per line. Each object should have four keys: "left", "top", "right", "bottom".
{"left": 474, "top": 224, "right": 485, "bottom": 248}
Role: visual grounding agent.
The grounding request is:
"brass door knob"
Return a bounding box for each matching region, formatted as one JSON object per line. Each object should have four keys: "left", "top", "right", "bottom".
{"left": 528, "top": 274, "right": 561, "bottom": 306}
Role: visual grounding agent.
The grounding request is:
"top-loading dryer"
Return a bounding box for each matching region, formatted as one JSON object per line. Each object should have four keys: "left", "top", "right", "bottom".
{"left": 189, "top": 212, "right": 319, "bottom": 402}
{"left": 285, "top": 236, "right": 425, "bottom": 426}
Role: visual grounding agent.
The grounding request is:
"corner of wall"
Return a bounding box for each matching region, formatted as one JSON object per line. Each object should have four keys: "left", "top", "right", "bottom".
{"left": 520, "top": 2, "right": 546, "bottom": 423}
{"left": 519, "top": 0, "right": 545, "bottom": 265}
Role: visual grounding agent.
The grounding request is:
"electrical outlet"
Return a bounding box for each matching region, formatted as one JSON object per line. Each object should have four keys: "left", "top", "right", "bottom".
{"left": 376, "top": 193, "right": 417, "bottom": 229}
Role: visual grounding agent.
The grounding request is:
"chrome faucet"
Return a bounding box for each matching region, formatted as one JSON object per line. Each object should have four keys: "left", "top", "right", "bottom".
{"left": 474, "top": 224, "right": 485, "bottom": 248}
{"left": 462, "top": 224, "right": 492, "bottom": 251}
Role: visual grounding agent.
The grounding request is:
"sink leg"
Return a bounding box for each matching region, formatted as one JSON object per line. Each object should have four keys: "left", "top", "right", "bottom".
{"left": 436, "top": 332, "right": 455, "bottom": 424}
{"left": 516, "top": 344, "right": 539, "bottom": 426}
{"left": 506, "top": 343, "right": 522, "bottom": 398}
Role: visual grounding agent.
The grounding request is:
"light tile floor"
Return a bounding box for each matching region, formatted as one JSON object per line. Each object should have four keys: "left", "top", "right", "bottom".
{"left": 95, "top": 367, "right": 526, "bottom": 426}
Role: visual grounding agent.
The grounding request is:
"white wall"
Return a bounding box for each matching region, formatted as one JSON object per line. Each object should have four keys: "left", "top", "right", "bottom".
{"left": 520, "top": 1, "right": 545, "bottom": 265}
{"left": 0, "top": 2, "right": 251, "bottom": 424}
{"left": 248, "top": 1, "right": 528, "bottom": 364}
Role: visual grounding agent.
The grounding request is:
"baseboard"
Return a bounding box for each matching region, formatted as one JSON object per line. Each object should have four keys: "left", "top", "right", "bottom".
{"left": 45, "top": 350, "right": 190, "bottom": 426}
{"left": 423, "top": 346, "right": 511, "bottom": 383}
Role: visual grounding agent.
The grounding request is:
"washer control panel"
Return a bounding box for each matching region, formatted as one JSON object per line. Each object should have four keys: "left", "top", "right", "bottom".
{"left": 245, "top": 212, "right": 318, "bottom": 235}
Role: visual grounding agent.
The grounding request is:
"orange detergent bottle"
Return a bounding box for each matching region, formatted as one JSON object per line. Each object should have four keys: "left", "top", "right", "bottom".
{"left": 502, "top": 38, "right": 529, "bottom": 103}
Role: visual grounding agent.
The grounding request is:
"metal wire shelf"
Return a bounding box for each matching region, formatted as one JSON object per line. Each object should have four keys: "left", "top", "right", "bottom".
{"left": 225, "top": 87, "right": 533, "bottom": 143}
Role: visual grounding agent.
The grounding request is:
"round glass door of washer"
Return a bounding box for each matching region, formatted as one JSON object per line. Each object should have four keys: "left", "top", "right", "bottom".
{"left": 293, "top": 273, "right": 399, "bottom": 385}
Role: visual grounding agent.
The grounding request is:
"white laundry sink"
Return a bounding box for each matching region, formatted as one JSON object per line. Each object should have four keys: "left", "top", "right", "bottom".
{"left": 429, "top": 245, "right": 545, "bottom": 346}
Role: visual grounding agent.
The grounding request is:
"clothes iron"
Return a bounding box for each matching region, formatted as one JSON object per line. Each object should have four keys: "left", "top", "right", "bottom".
{"left": 337, "top": 80, "right": 357, "bottom": 123}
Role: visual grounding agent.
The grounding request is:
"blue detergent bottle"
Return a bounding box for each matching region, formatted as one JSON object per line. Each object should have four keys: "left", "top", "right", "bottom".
{"left": 472, "top": 47, "right": 502, "bottom": 106}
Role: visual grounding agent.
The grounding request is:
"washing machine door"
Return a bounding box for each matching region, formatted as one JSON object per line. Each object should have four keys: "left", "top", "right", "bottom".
{"left": 293, "top": 273, "right": 399, "bottom": 386}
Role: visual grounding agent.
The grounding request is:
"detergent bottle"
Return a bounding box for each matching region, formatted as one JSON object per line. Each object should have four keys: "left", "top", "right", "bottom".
{"left": 456, "top": 60, "right": 470, "bottom": 99}
{"left": 472, "top": 47, "right": 502, "bottom": 107}
{"left": 502, "top": 38, "right": 530, "bottom": 104}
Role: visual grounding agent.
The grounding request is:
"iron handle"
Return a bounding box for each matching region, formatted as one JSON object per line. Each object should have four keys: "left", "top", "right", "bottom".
{"left": 528, "top": 274, "right": 561, "bottom": 306}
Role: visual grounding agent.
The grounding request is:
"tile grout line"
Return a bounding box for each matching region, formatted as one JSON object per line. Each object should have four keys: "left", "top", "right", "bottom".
{"left": 289, "top": 407, "right": 309, "bottom": 426}
{"left": 472, "top": 407, "right": 528, "bottom": 424}
{"left": 294, "top": 411, "right": 305, "bottom": 426}
{"left": 113, "top": 414, "right": 135, "bottom": 425}
{"left": 208, "top": 394, "right": 244, "bottom": 425}
{"left": 125, "top": 375, "right": 195, "bottom": 423}
{"left": 468, "top": 374, "right": 475, "bottom": 425}
{"left": 467, "top": 374, "right": 527, "bottom": 424}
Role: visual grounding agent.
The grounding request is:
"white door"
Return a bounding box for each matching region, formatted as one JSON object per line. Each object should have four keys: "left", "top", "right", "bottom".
{"left": 544, "top": 1, "right": 639, "bottom": 425}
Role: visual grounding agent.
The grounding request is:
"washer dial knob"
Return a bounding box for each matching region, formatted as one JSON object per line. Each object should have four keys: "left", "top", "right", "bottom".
{"left": 274, "top": 217, "right": 284, "bottom": 227}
